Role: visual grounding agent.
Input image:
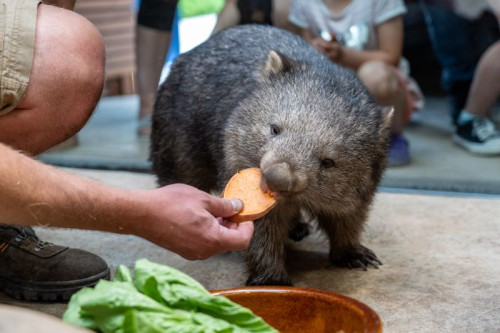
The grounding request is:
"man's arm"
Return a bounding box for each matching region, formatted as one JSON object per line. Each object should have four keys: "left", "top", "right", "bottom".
{"left": 0, "top": 143, "right": 253, "bottom": 260}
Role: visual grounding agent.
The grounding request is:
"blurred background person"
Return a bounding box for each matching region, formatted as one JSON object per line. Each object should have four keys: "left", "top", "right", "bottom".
{"left": 212, "top": 0, "right": 297, "bottom": 34}
{"left": 288, "top": 0, "right": 424, "bottom": 166}
{"left": 418, "top": 0, "right": 499, "bottom": 126}
{"left": 452, "top": 0, "right": 500, "bottom": 154}
{"left": 135, "top": 0, "right": 179, "bottom": 136}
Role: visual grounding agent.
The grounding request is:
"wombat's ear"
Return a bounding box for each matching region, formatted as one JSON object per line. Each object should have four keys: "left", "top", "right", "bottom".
{"left": 258, "top": 50, "right": 294, "bottom": 81}
{"left": 379, "top": 107, "right": 394, "bottom": 137}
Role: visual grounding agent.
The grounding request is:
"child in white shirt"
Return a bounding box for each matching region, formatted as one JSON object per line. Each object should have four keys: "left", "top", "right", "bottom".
{"left": 289, "top": 0, "right": 424, "bottom": 166}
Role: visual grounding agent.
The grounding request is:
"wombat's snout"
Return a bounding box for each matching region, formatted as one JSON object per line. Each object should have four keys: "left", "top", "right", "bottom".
{"left": 262, "top": 162, "right": 292, "bottom": 195}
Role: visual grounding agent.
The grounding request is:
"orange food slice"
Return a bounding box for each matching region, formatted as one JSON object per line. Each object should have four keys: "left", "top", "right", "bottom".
{"left": 222, "top": 168, "right": 277, "bottom": 223}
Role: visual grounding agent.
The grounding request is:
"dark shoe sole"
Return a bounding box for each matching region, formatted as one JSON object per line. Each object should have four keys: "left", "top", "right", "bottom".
{"left": 0, "top": 267, "right": 110, "bottom": 302}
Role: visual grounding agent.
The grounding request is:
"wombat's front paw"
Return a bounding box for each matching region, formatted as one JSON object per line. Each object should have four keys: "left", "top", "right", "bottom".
{"left": 288, "top": 222, "right": 310, "bottom": 242}
{"left": 246, "top": 274, "right": 292, "bottom": 286}
{"left": 330, "top": 245, "right": 382, "bottom": 270}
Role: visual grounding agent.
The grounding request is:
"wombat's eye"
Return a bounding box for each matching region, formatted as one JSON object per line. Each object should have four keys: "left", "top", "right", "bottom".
{"left": 270, "top": 124, "right": 281, "bottom": 136}
{"left": 320, "top": 158, "right": 336, "bottom": 168}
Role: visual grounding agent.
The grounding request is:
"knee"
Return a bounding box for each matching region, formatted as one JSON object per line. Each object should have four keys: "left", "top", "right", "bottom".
{"left": 69, "top": 16, "right": 106, "bottom": 133}
{"left": 6, "top": 5, "right": 106, "bottom": 153}
{"left": 358, "top": 61, "right": 400, "bottom": 102}
{"left": 36, "top": 5, "right": 105, "bottom": 131}
{"left": 54, "top": 7, "right": 105, "bottom": 125}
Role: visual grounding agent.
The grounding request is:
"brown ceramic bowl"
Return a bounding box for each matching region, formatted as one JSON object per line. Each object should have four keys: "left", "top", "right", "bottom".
{"left": 211, "top": 286, "right": 382, "bottom": 333}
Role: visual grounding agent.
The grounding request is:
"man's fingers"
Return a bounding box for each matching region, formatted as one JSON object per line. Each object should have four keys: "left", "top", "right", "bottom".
{"left": 218, "top": 221, "right": 254, "bottom": 251}
{"left": 207, "top": 197, "right": 243, "bottom": 218}
{"left": 219, "top": 218, "right": 238, "bottom": 229}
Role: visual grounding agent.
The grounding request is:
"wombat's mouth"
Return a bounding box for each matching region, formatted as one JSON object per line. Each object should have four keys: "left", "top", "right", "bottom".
{"left": 260, "top": 177, "right": 281, "bottom": 199}
{"left": 260, "top": 162, "right": 298, "bottom": 200}
{"left": 260, "top": 168, "right": 291, "bottom": 200}
{"left": 259, "top": 177, "right": 274, "bottom": 195}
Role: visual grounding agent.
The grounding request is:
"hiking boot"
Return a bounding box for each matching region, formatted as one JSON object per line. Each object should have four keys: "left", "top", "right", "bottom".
{"left": 387, "top": 134, "right": 410, "bottom": 166}
{"left": 453, "top": 116, "right": 500, "bottom": 155}
{"left": 0, "top": 224, "right": 110, "bottom": 302}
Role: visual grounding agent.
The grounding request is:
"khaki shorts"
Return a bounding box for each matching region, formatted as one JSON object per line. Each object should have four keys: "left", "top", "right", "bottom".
{"left": 0, "top": 0, "right": 40, "bottom": 115}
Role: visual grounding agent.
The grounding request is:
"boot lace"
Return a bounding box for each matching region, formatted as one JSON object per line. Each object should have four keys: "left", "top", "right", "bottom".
{"left": 3, "top": 225, "right": 52, "bottom": 251}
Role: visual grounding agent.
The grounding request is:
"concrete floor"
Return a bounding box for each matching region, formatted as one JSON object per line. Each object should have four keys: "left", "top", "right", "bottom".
{"left": 1, "top": 169, "right": 498, "bottom": 333}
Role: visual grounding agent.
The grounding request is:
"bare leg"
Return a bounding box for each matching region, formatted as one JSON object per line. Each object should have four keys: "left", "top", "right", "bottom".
{"left": 272, "top": 0, "right": 299, "bottom": 33}
{"left": 212, "top": 0, "right": 240, "bottom": 35}
{"left": 136, "top": 25, "right": 171, "bottom": 135}
{"left": 453, "top": 41, "right": 500, "bottom": 155}
{"left": 0, "top": 4, "right": 104, "bottom": 155}
{"left": 357, "top": 61, "right": 407, "bottom": 134}
{"left": 464, "top": 41, "right": 500, "bottom": 118}
{"left": 358, "top": 60, "right": 410, "bottom": 165}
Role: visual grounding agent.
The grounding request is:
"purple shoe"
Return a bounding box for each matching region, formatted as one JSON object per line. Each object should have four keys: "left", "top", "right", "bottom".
{"left": 387, "top": 134, "right": 410, "bottom": 166}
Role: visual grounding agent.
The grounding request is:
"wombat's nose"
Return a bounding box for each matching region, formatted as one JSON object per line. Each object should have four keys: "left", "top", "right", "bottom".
{"left": 262, "top": 163, "right": 292, "bottom": 193}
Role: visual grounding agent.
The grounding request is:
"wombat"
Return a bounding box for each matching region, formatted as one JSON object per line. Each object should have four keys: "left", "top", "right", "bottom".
{"left": 150, "top": 25, "right": 392, "bottom": 286}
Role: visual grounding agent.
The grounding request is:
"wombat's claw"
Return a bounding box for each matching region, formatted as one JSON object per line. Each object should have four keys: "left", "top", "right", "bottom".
{"left": 288, "top": 222, "right": 310, "bottom": 242}
{"left": 331, "top": 245, "right": 382, "bottom": 270}
{"left": 346, "top": 259, "right": 379, "bottom": 270}
{"left": 361, "top": 249, "right": 383, "bottom": 268}
{"left": 347, "top": 260, "right": 368, "bottom": 270}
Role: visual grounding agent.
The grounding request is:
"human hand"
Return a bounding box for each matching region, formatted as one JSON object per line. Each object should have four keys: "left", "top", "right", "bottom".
{"left": 129, "top": 184, "right": 254, "bottom": 260}
{"left": 312, "top": 35, "right": 343, "bottom": 63}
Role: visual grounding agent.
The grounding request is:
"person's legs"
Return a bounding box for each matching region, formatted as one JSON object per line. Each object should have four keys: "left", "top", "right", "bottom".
{"left": 212, "top": 0, "right": 240, "bottom": 35}
{"left": 358, "top": 61, "right": 411, "bottom": 166}
{"left": 136, "top": 25, "right": 171, "bottom": 134}
{"left": 463, "top": 41, "right": 500, "bottom": 118}
{"left": 418, "top": 2, "right": 477, "bottom": 125}
{"left": 454, "top": 41, "right": 500, "bottom": 155}
{"left": 135, "top": 0, "right": 178, "bottom": 135}
{"left": 272, "top": 0, "right": 298, "bottom": 33}
{"left": 0, "top": 3, "right": 105, "bottom": 155}
{"left": 419, "top": 2, "right": 500, "bottom": 125}
{"left": 0, "top": 1, "right": 109, "bottom": 301}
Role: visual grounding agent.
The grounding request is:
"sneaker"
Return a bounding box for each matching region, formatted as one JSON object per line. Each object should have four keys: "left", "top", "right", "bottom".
{"left": 387, "top": 134, "right": 410, "bottom": 166}
{"left": 453, "top": 117, "right": 500, "bottom": 155}
{"left": 0, "top": 224, "right": 110, "bottom": 302}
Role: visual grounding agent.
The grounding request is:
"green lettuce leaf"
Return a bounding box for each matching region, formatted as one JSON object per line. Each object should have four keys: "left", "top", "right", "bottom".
{"left": 134, "top": 259, "right": 276, "bottom": 333}
{"left": 63, "top": 259, "right": 277, "bottom": 333}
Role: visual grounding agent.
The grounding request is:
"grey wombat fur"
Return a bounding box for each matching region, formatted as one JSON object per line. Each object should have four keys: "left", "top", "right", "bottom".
{"left": 150, "top": 25, "right": 392, "bottom": 286}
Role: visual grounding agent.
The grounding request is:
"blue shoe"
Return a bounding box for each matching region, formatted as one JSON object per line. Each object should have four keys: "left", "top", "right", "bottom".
{"left": 387, "top": 134, "right": 410, "bottom": 166}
